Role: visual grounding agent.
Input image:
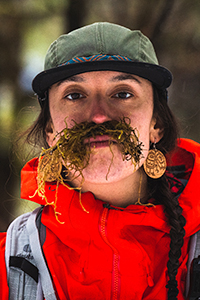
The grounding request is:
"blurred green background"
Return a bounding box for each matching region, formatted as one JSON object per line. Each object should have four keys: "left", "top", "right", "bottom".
{"left": 1, "top": 0, "right": 200, "bottom": 231}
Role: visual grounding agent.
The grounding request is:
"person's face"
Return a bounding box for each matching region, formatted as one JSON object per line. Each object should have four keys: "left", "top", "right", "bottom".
{"left": 47, "top": 71, "right": 163, "bottom": 184}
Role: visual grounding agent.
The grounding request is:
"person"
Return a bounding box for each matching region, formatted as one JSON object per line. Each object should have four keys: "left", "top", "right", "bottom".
{"left": 0, "top": 22, "right": 200, "bottom": 300}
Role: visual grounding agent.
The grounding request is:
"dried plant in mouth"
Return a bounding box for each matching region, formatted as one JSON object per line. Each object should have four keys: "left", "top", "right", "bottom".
{"left": 36, "top": 117, "right": 144, "bottom": 217}
{"left": 39, "top": 117, "right": 143, "bottom": 181}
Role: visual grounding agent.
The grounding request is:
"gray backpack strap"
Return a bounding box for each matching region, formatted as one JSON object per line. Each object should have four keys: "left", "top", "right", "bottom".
{"left": 5, "top": 207, "right": 43, "bottom": 300}
{"left": 186, "top": 233, "right": 197, "bottom": 298}
{"left": 26, "top": 208, "right": 57, "bottom": 300}
{"left": 5, "top": 207, "right": 57, "bottom": 300}
{"left": 194, "top": 230, "right": 200, "bottom": 258}
{"left": 186, "top": 230, "right": 200, "bottom": 299}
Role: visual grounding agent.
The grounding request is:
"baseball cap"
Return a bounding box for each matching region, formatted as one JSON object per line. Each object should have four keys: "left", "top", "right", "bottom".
{"left": 32, "top": 22, "right": 172, "bottom": 100}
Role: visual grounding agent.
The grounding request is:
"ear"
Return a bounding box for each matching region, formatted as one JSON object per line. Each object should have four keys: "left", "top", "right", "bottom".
{"left": 149, "top": 117, "right": 164, "bottom": 144}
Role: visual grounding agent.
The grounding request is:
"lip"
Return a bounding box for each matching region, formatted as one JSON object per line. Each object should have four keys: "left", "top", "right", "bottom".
{"left": 84, "top": 135, "right": 110, "bottom": 143}
{"left": 84, "top": 135, "right": 116, "bottom": 148}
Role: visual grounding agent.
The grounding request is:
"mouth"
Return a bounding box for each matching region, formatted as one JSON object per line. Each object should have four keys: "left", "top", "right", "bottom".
{"left": 84, "top": 135, "right": 117, "bottom": 149}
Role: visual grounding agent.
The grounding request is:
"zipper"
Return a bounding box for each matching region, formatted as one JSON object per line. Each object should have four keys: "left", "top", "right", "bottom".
{"left": 99, "top": 207, "right": 120, "bottom": 300}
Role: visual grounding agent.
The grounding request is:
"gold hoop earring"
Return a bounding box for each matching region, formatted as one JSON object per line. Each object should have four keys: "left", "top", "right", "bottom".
{"left": 143, "top": 142, "right": 166, "bottom": 179}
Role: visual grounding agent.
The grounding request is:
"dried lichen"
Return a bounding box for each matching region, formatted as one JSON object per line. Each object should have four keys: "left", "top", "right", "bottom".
{"left": 36, "top": 117, "right": 144, "bottom": 218}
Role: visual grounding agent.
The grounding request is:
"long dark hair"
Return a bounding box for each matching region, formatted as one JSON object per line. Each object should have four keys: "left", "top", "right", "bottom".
{"left": 24, "top": 86, "right": 186, "bottom": 300}
{"left": 151, "top": 87, "right": 186, "bottom": 299}
{"left": 23, "top": 97, "right": 51, "bottom": 150}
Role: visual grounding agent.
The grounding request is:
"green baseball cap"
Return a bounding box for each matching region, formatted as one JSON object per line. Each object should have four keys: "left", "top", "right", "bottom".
{"left": 32, "top": 22, "right": 172, "bottom": 100}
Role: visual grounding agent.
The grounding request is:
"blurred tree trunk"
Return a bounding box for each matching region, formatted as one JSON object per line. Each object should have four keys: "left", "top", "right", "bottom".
{"left": 150, "top": 0, "right": 175, "bottom": 40}
{"left": 0, "top": 14, "right": 22, "bottom": 231}
{"left": 63, "top": 0, "right": 87, "bottom": 32}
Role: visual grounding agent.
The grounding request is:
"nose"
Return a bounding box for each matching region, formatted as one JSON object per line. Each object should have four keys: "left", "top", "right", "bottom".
{"left": 88, "top": 97, "right": 112, "bottom": 124}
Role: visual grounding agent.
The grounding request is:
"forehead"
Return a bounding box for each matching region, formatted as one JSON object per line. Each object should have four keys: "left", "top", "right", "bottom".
{"left": 53, "top": 71, "right": 152, "bottom": 88}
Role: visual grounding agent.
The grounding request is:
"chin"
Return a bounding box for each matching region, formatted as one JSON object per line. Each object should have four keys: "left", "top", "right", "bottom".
{"left": 81, "top": 159, "right": 140, "bottom": 184}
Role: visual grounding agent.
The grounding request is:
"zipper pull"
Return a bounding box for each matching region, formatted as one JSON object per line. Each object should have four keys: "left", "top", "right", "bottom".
{"left": 79, "top": 267, "right": 85, "bottom": 282}
{"left": 147, "top": 273, "right": 154, "bottom": 287}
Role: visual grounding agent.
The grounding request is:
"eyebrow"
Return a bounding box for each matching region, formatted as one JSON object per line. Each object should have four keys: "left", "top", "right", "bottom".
{"left": 110, "top": 74, "right": 142, "bottom": 83}
{"left": 56, "top": 75, "right": 85, "bottom": 86}
{"left": 55, "top": 73, "right": 141, "bottom": 87}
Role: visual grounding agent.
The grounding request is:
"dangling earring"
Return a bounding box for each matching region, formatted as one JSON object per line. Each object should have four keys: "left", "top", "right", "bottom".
{"left": 143, "top": 141, "right": 166, "bottom": 179}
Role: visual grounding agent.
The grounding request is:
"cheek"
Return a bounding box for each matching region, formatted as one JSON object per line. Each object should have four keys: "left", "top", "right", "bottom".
{"left": 49, "top": 91, "right": 69, "bottom": 131}
{"left": 50, "top": 110, "right": 66, "bottom": 133}
{"left": 129, "top": 111, "right": 153, "bottom": 133}
{"left": 50, "top": 107, "right": 86, "bottom": 134}
{"left": 128, "top": 112, "right": 153, "bottom": 152}
{"left": 49, "top": 100, "right": 70, "bottom": 131}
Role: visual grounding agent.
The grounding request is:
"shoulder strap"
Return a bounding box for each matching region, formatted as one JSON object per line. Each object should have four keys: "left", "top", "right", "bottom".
{"left": 186, "top": 230, "right": 200, "bottom": 299}
{"left": 194, "top": 230, "right": 200, "bottom": 258}
{"left": 27, "top": 208, "right": 57, "bottom": 300}
{"left": 5, "top": 207, "right": 57, "bottom": 300}
{"left": 6, "top": 207, "right": 42, "bottom": 299}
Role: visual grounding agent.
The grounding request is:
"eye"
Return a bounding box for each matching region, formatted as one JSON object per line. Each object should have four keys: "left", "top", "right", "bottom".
{"left": 64, "top": 92, "right": 85, "bottom": 101}
{"left": 112, "top": 91, "right": 133, "bottom": 99}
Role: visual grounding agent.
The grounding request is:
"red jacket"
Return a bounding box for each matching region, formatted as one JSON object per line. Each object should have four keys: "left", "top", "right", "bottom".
{"left": 1, "top": 138, "right": 200, "bottom": 299}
